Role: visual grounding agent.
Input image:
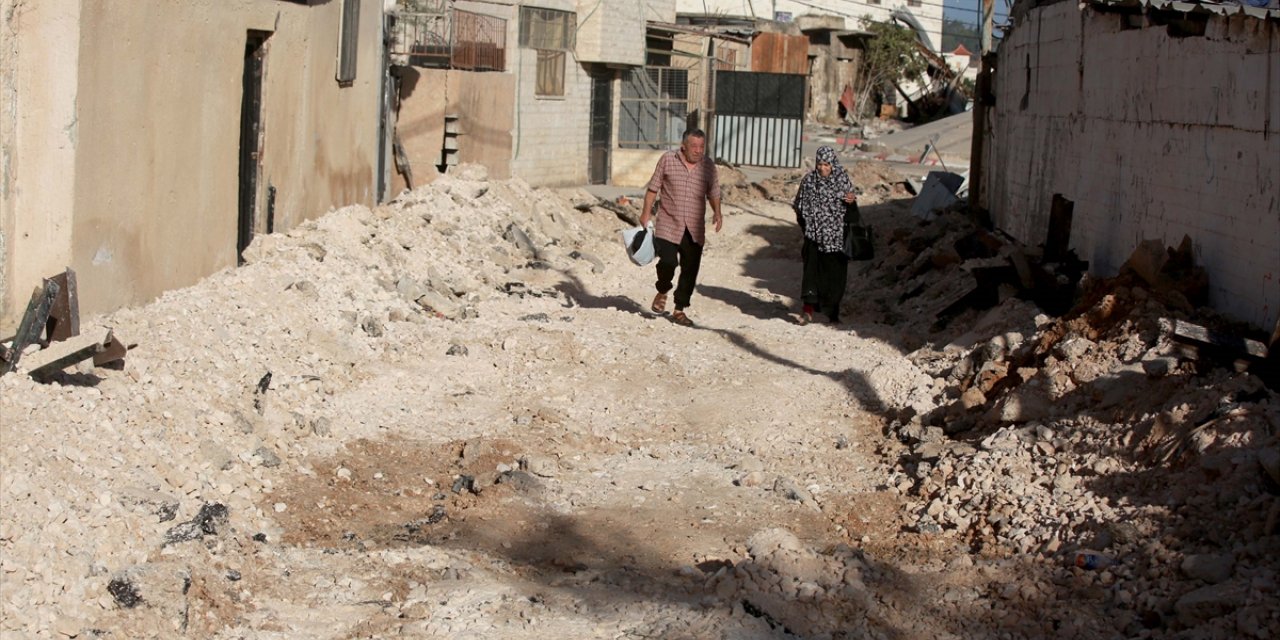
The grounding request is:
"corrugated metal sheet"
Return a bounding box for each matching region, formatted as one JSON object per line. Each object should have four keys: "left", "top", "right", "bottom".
{"left": 749, "top": 32, "right": 809, "bottom": 75}
{"left": 712, "top": 115, "right": 804, "bottom": 168}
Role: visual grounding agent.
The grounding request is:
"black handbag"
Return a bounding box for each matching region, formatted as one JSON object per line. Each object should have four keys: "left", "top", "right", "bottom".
{"left": 842, "top": 200, "right": 874, "bottom": 261}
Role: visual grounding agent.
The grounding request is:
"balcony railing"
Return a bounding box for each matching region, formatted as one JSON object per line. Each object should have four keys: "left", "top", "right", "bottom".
{"left": 391, "top": 9, "right": 507, "bottom": 72}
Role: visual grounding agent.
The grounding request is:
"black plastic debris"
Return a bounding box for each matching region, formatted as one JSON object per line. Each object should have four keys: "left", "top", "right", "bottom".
{"left": 163, "top": 503, "right": 229, "bottom": 545}
{"left": 107, "top": 577, "right": 143, "bottom": 609}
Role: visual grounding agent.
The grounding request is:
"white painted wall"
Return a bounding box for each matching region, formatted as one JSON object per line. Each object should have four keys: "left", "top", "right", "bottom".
{"left": 984, "top": 4, "right": 1280, "bottom": 329}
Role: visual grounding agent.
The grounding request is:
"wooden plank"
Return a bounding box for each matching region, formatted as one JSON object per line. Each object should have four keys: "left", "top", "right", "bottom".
{"left": 1173, "top": 319, "right": 1269, "bottom": 360}
{"left": 1, "top": 281, "right": 59, "bottom": 375}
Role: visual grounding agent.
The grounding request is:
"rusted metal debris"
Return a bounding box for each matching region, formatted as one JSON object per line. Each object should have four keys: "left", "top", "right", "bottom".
{"left": 0, "top": 268, "right": 132, "bottom": 380}
{"left": 0, "top": 278, "right": 60, "bottom": 375}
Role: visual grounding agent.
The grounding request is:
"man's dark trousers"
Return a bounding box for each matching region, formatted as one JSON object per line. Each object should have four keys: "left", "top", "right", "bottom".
{"left": 654, "top": 229, "right": 704, "bottom": 310}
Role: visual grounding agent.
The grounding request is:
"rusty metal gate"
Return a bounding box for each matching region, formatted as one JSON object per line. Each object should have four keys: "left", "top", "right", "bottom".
{"left": 712, "top": 71, "right": 805, "bottom": 168}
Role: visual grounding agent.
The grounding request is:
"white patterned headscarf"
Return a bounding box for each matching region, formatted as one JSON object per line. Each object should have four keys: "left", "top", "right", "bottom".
{"left": 793, "top": 146, "right": 855, "bottom": 253}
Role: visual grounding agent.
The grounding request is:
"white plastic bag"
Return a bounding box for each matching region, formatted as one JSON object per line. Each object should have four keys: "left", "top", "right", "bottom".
{"left": 621, "top": 224, "right": 655, "bottom": 267}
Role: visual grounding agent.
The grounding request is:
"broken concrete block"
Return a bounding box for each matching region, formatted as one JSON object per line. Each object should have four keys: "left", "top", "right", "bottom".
{"left": 117, "top": 487, "right": 181, "bottom": 522}
{"left": 992, "top": 389, "right": 1052, "bottom": 423}
{"left": 1175, "top": 581, "right": 1245, "bottom": 626}
{"left": 415, "top": 290, "right": 462, "bottom": 320}
{"left": 503, "top": 224, "right": 538, "bottom": 259}
{"left": 1180, "top": 553, "right": 1235, "bottom": 585}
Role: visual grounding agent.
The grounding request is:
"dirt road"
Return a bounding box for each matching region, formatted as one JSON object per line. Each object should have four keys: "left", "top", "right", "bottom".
{"left": 3, "top": 165, "right": 1277, "bottom": 639}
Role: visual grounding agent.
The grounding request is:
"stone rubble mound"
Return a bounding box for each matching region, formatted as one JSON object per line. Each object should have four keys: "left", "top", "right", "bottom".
{"left": 0, "top": 168, "right": 624, "bottom": 638}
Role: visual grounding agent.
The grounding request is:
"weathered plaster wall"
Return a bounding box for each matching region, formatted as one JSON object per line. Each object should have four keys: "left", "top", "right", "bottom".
{"left": 984, "top": 4, "right": 1280, "bottom": 328}
{"left": 612, "top": 148, "right": 668, "bottom": 188}
{"left": 68, "top": 0, "right": 383, "bottom": 317}
{"left": 808, "top": 50, "right": 860, "bottom": 124}
{"left": 391, "top": 66, "right": 514, "bottom": 195}
{"left": 0, "top": 0, "right": 80, "bottom": 333}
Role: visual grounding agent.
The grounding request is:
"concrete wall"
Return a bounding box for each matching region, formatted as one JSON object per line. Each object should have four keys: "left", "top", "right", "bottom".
{"left": 983, "top": 4, "right": 1280, "bottom": 329}
{"left": 0, "top": 0, "right": 81, "bottom": 333}
{"left": 576, "top": 0, "right": 646, "bottom": 66}
{"left": 0, "top": 0, "right": 384, "bottom": 330}
{"left": 66, "top": 0, "right": 384, "bottom": 318}
{"left": 809, "top": 53, "right": 860, "bottom": 124}
{"left": 392, "top": 67, "right": 515, "bottom": 194}
{"left": 613, "top": 149, "right": 669, "bottom": 188}
{"left": 510, "top": 0, "right": 592, "bottom": 186}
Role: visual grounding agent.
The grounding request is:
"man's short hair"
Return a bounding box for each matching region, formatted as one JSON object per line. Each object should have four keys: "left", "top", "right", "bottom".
{"left": 682, "top": 129, "right": 706, "bottom": 142}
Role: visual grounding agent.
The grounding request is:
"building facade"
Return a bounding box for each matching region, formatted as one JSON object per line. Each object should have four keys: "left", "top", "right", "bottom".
{"left": 1, "top": 0, "right": 386, "bottom": 330}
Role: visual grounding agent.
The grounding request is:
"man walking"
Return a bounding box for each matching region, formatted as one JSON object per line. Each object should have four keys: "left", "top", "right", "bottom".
{"left": 639, "top": 129, "right": 723, "bottom": 326}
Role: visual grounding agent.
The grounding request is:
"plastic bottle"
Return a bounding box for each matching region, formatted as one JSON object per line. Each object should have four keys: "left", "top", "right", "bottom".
{"left": 1074, "top": 553, "right": 1114, "bottom": 570}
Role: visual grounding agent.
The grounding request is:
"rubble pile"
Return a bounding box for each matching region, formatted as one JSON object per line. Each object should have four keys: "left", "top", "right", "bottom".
{"left": 0, "top": 167, "right": 624, "bottom": 637}
{"left": 841, "top": 208, "right": 1280, "bottom": 638}
{"left": 1, "top": 157, "right": 1275, "bottom": 638}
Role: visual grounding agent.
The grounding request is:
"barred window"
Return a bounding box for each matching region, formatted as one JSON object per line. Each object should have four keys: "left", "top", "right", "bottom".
{"left": 619, "top": 67, "right": 689, "bottom": 150}
{"left": 519, "top": 7, "right": 576, "bottom": 51}
{"left": 536, "top": 50, "right": 566, "bottom": 96}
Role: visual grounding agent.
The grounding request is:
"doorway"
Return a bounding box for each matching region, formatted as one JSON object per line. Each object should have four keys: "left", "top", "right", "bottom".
{"left": 588, "top": 69, "right": 613, "bottom": 185}
{"left": 238, "top": 31, "right": 270, "bottom": 264}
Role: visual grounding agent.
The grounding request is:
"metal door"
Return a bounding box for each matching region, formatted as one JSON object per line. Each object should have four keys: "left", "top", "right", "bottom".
{"left": 712, "top": 71, "right": 805, "bottom": 168}
{"left": 589, "top": 70, "right": 613, "bottom": 185}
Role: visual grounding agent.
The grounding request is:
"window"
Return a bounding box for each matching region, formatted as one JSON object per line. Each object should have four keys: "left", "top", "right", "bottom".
{"left": 519, "top": 7, "right": 576, "bottom": 50}
{"left": 520, "top": 6, "right": 575, "bottom": 97}
{"left": 536, "top": 50, "right": 566, "bottom": 96}
{"left": 907, "top": 0, "right": 921, "bottom": 6}
{"left": 619, "top": 67, "right": 689, "bottom": 149}
{"left": 336, "top": 0, "right": 360, "bottom": 85}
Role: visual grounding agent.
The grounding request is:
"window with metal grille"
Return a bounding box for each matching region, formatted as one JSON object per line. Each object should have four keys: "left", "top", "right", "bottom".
{"left": 336, "top": 0, "right": 360, "bottom": 85}
{"left": 619, "top": 67, "right": 689, "bottom": 150}
{"left": 521, "top": 7, "right": 573, "bottom": 97}
{"left": 518, "top": 7, "right": 575, "bottom": 51}
{"left": 536, "top": 50, "right": 566, "bottom": 96}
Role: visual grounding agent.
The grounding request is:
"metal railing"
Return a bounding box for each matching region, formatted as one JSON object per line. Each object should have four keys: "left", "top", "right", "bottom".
{"left": 391, "top": 8, "right": 507, "bottom": 72}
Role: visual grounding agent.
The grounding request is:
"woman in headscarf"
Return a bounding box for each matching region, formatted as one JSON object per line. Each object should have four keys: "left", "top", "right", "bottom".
{"left": 792, "top": 146, "right": 857, "bottom": 325}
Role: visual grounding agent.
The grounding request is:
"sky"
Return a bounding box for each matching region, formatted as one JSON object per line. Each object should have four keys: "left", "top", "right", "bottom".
{"left": 943, "top": 0, "right": 1013, "bottom": 27}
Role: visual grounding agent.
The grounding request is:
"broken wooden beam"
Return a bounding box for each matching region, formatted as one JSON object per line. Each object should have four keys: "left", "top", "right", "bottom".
{"left": 1172, "top": 319, "right": 1270, "bottom": 373}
